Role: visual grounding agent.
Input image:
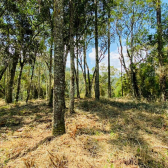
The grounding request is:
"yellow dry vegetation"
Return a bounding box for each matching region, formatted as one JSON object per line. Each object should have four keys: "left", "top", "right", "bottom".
{"left": 0, "top": 98, "right": 168, "bottom": 168}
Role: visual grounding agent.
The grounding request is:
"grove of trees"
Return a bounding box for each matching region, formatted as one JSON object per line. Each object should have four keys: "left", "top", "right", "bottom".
{"left": 0, "top": 0, "right": 168, "bottom": 135}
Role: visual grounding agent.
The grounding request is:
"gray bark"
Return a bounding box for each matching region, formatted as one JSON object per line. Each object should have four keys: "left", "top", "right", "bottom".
{"left": 52, "top": 0, "right": 65, "bottom": 136}
{"left": 26, "top": 55, "right": 36, "bottom": 103}
{"left": 95, "top": 0, "right": 99, "bottom": 100}
{"left": 15, "top": 61, "right": 24, "bottom": 102}
{"left": 108, "top": 10, "right": 111, "bottom": 98}
{"left": 5, "top": 53, "right": 18, "bottom": 103}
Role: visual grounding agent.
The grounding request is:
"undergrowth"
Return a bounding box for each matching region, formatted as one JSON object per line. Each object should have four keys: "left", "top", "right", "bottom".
{"left": 0, "top": 98, "right": 168, "bottom": 168}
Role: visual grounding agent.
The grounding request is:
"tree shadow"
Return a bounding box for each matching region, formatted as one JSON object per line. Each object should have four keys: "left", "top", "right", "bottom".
{"left": 0, "top": 100, "right": 52, "bottom": 133}
{"left": 76, "top": 98, "right": 168, "bottom": 167}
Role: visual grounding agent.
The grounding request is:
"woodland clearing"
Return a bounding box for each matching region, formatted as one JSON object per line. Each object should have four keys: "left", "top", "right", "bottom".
{"left": 0, "top": 98, "right": 168, "bottom": 168}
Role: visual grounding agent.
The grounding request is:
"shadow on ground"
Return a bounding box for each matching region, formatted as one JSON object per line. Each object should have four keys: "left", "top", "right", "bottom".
{"left": 76, "top": 98, "right": 168, "bottom": 168}
{"left": 0, "top": 100, "right": 52, "bottom": 133}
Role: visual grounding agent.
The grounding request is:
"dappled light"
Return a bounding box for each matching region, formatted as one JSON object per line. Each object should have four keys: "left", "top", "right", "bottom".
{"left": 0, "top": 98, "right": 168, "bottom": 167}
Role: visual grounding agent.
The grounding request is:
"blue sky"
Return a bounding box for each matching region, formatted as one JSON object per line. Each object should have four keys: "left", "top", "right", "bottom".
{"left": 66, "top": 0, "right": 168, "bottom": 73}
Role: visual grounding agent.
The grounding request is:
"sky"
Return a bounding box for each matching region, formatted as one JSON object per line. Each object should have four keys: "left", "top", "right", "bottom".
{"left": 66, "top": 0, "right": 168, "bottom": 73}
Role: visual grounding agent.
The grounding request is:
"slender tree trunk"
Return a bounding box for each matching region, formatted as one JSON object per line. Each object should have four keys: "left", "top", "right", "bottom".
{"left": 108, "top": 10, "right": 111, "bottom": 98}
{"left": 127, "top": 49, "right": 139, "bottom": 98}
{"left": 86, "top": 62, "right": 91, "bottom": 97}
{"left": 76, "top": 35, "right": 80, "bottom": 98}
{"left": 46, "top": 75, "right": 48, "bottom": 100}
{"left": 15, "top": 62, "right": 24, "bottom": 102}
{"left": 69, "top": 0, "right": 75, "bottom": 114}
{"left": 48, "top": 37, "right": 53, "bottom": 106}
{"left": 38, "top": 62, "right": 41, "bottom": 99}
{"left": 95, "top": 0, "right": 99, "bottom": 100}
{"left": 156, "top": 0, "right": 165, "bottom": 101}
{"left": 52, "top": 0, "right": 65, "bottom": 136}
{"left": 63, "top": 45, "right": 69, "bottom": 108}
{"left": 5, "top": 54, "right": 18, "bottom": 103}
{"left": 120, "top": 59, "right": 123, "bottom": 97}
{"left": 0, "top": 64, "right": 8, "bottom": 81}
{"left": 83, "top": 40, "right": 88, "bottom": 97}
{"left": 26, "top": 55, "right": 36, "bottom": 103}
{"left": 117, "top": 32, "right": 128, "bottom": 76}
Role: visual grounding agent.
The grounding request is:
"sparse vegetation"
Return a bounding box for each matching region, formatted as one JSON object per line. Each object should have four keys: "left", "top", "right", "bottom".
{"left": 0, "top": 98, "right": 168, "bottom": 168}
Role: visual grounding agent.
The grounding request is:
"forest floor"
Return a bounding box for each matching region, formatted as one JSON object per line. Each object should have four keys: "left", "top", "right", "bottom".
{"left": 0, "top": 98, "right": 168, "bottom": 168}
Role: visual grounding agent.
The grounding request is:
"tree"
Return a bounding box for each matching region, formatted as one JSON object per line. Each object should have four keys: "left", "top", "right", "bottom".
{"left": 52, "top": 0, "right": 65, "bottom": 136}
{"left": 95, "top": 0, "right": 99, "bottom": 100}
{"left": 69, "top": 0, "right": 75, "bottom": 114}
{"left": 156, "top": 0, "right": 166, "bottom": 101}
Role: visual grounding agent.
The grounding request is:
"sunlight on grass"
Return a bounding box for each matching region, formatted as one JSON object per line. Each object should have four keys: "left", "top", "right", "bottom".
{"left": 0, "top": 98, "right": 168, "bottom": 168}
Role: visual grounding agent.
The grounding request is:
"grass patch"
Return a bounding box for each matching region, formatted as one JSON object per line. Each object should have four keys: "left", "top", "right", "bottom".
{"left": 0, "top": 98, "right": 168, "bottom": 168}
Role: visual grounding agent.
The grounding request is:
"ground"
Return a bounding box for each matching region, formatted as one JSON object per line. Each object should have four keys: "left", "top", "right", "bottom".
{"left": 0, "top": 98, "right": 168, "bottom": 168}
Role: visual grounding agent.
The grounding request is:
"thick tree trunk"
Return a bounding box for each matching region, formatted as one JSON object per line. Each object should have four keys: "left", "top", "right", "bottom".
{"left": 15, "top": 62, "right": 24, "bottom": 102}
{"left": 95, "top": 0, "right": 99, "bottom": 100}
{"left": 108, "top": 10, "right": 111, "bottom": 98}
{"left": 69, "top": 0, "right": 75, "bottom": 114}
{"left": 52, "top": 0, "right": 65, "bottom": 136}
{"left": 5, "top": 54, "right": 18, "bottom": 103}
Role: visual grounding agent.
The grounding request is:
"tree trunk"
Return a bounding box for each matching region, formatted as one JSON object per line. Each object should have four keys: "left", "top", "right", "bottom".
{"left": 5, "top": 54, "right": 18, "bottom": 103}
{"left": 0, "top": 64, "right": 8, "bottom": 81}
{"left": 26, "top": 55, "right": 36, "bottom": 103}
{"left": 127, "top": 49, "right": 139, "bottom": 98}
{"left": 86, "top": 62, "right": 91, "bottom": 97}
{"left": 76, "top": 35, "right": 80, "bottom": 98}
{"left": 48, "top": 37, "right": 53, "bottom": 106}
{"left": 120, "top": 59, "right": 123, "bottom": 97}
{"left": 69, "top": 0, "right": 75, "bottom": 114}
{"left": 108, "top": 10, "right": 111, "bottom": 98}
{"left": 83, "top": 40, "right": 88, "bottom": 97}
{"left": 156, "top": 0, "right": 165, "bottom": 101}
{"left": 95, "top": 0, "right": 99, "bottom": 100}
{"left": 15, "top": 62, "right": 24, "bottom": 102}
{"left": 38, "top": 62, "right": 41, "bottom": 99}
{"left": 52, "top": 0, "right": 65, "bottom": 136}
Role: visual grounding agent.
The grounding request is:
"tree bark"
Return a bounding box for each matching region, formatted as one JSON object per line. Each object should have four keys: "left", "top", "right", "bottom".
{"left": 83, "top": 40, "right": 88, "bottom": 97}
{"left": 0, "top": 64, "right": 8, "bottom": 82}
{"left": 38, "top": 62, "right": 41, "bottom": 99}
{"left": 156, "top": 0, "right": 165, "bottom": 101}
{"left": 86, "top": 62, "right": 91, "bottom": 97}
{"left": 108, "top": 10, "right": 111, "bottom": 98}
{"left": 95, "top": 0, "right": 99, "bottom": 100}
{"left": 76, "top": 36, "right": 80, "bottom": 98}
{"left": 5, "top": 54, "right": 18, "bottom": 103}
{"left": 52, "top": 0, "right": 65, "bottom": 136}
{"left": 69, "top": 0, "right": 75, "bottom": 114}
{"left": 48, "top": 37, "right": 53, "bottom": 106}
{"left": 26, "top": 55, "right": 36, "bottom": 103}
{"left": 15, "top": 61, "right": 24, "bottom": 102}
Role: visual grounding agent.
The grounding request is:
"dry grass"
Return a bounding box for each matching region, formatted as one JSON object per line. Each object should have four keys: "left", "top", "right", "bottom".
{"left": 0, "top": 98, "right": 168, "bottom": 168}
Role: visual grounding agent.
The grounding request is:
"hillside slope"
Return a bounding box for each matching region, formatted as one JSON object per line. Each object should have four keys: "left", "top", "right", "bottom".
{"left": 0, "top": 98, "right": 168, "bottom": 168}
